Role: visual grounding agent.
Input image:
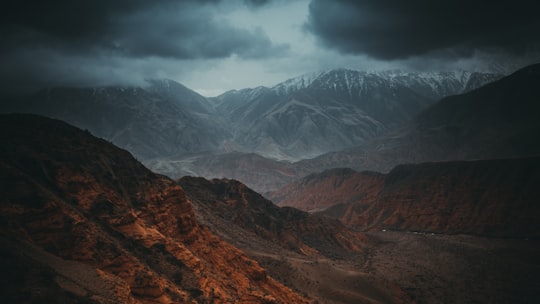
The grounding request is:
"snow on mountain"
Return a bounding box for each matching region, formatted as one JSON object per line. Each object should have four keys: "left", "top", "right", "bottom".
{"left": 2, "top": 69, "right": 503, "bottom": 186}
{"left": 211, "top": 68, "right": 502, "bottom": 161}
{"left": 274, "top": 69, "right": 500, "bottom": 100}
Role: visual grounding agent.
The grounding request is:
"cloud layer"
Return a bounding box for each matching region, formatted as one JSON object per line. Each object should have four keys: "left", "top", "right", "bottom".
{"left": 306, "top": 0, "right": 540, "bottom": 60}
{"left": 1, "top": 0, "right": 538, "bottom": 96}
{"left": 0, "top": 0, "right": 287, "bottom": 94}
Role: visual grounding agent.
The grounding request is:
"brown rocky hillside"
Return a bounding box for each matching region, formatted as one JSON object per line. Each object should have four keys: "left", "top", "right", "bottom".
{"left": 273, "top": 158, "right": 540, "bottom": 238}
{"left": 267, "top": 168, "right": 384, "bottom": 213}
{"left": 0, "top": 113, "right": 307, "bottom": 304}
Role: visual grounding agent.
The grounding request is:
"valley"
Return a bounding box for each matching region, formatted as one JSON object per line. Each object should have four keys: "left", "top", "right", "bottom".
{"left": 1, "top": 64, "right": 540, "bottom": 303}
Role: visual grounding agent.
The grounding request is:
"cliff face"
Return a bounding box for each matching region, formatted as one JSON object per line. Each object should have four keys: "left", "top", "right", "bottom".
{"left": 0, "top": 114, "right": 307, "bottom": 304}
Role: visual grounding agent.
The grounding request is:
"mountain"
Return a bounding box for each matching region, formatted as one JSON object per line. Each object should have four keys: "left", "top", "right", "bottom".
{"left": 0, "top": 113, "right": 307, "bottom": 303}
{"left": 271, "top": 157, "right": 540, "bottom": 238}
{"left": 211, "top": 69, "right": 501, "bottom": 160}
{"left": 296, "top": 63, "right": 540, "bottom": 174}
{"left": 1, "top": 80, "right": 229, "bottom": 160}
{"left": 142, "top": 69, "right": 500, "bottom": 193}
{"left": 145, "top": 151, "right": 307, "bottom": 193}
{"left": 3, "top": 114, "right": 539, "bottom": 304}
{"left": 178, "top": 176, "right": 367, "bottom": 258}
{"left": 267, "top": 168, "right": 384, "bottom": 212}
{"left": 177, "top": 176, "right": 413, "bottom": 303}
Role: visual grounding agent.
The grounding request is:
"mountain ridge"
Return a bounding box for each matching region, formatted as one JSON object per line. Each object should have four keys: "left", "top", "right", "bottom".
{"left": 271, "top": 156, "right": 540, "bottom": 238}
{"left": 210, "top": 68, "right": 501, "bottom": 160}
{"left": 0, "top": 113, "right": 308, "bottom": 303}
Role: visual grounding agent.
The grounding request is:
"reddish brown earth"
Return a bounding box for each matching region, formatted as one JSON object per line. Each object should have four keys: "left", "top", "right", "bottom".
{"left": 178, "top": 176, "right": 372, "bottom": 258}
{"left": 267, "top": 168, "right": 384, "bottom": 213}
{"left": 356, "top": 231, "right": 540, "bottom": 304}
{"left": 0, "top": 114, "right": 307, "bottom": 304}
{"left": 3, "top": 113, "right": 540, "bottom": 304}
{"left": 272, "top": 158, "right": 540, "bottom": 238}
{"left": 353, "top": 158, "right": 540, "bottom": 237}
{"left": 178, "top": 176, "right": 407, "bottom": 304}
{"left": 175, "top": 172, "right": 540, "bottom": 303}
{"left": 295, "top": 63, "right": 540, "bottom": 176}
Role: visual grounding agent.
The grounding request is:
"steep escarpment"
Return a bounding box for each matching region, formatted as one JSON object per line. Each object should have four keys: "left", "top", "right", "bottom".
{"left": 0, "top": 113, "right": 307, "bottom": 304}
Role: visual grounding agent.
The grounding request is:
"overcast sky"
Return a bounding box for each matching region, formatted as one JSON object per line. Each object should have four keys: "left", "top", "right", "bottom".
{"left": 1, "top": 0, "right": 539, "bottom": 96}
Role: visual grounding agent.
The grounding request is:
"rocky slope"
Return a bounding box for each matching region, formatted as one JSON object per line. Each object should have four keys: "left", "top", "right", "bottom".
{"left": 296, "top": 63, "right": 540, "bottom": 174}
{"left": 267, "top": 168, "right": 384, "bottom": 213}
{"left": 177, "top": 177, "right": 409, "bottom": 304}
{"left": 0, "top": 113, "right": 307, "bottom": 303}
{"left": 145, "top": 151, "right": 305, "bottom": 193}
{"left": 178, "top": 176, "right": 367, "bottom": 258}
{"left": 2, "top": 80, "right": 229, "bottom": 160}
{"left": 146, "top": 69, "right": 502, "bottom": 192}
{"left": 272, "top": 157, "right": 540, "bottom": 238}
{"left": 211, "top": 69, "right": 500, "bottom": 160}
{"left": 1, "top": 69, "right": 502, "bottom": 191}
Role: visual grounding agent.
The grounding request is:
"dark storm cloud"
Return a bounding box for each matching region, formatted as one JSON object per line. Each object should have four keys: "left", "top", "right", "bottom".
{"left": 0, "top": 0, "right": 289, "bottom": 95}
{"left": 1, "top": 0, "right": 286, "bottom": 59}
{"left": 244, "top": 0, "right": 270, "bottom": 7}
{"left": 306, "top": 0, "right": 540, "bottom": 60}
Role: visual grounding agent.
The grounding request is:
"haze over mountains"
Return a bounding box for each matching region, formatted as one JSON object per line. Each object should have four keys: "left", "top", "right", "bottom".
{"left": 151, "top": 64, "right": 539, "bottom": 193}
{"left": 3, "top": 68, "right": 500, "bottom": 163}
{"left": 209, "top": 69, "right": 500, "bottom": 160}
{"left": 5, "top": 65, "right": 540, "bottom": 194}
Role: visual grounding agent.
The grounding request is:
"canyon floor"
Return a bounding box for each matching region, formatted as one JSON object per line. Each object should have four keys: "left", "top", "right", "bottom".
{"left": 246, "top": 231, "right": 540, "bottom": 304}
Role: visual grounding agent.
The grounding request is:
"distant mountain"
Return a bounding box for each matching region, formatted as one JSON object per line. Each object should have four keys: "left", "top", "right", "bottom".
{"left": 296, "top": 63, "right": 540, "bottom": 174}
{"left": 145, "top": 151, "right": 306, "bottom": 193}
{"left": 0, "top": 113, "right": 307, "bottom": 303}
{"left": 271, "top": 158, "right": 540, "bottom": 238}
{"left": 211, "top": 69, "right": 501, "bottom": 160}
{"left": 0, "top": 68, "right": 504, "bottom": 188}
{"left": 2, "top": 80, "right": 230, "bottom": 160}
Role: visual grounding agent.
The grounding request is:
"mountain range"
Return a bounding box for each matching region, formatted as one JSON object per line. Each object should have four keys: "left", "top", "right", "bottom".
{"left": 147, "top": 64, "right": 540, "bottom": 193}
{"left": 2, "top": 68, "right": 500, "bottom": 164}
{"left": 2, "top": 113, "right": 539, "bottom": 303}
{"left": 295, "top": 63, "right": 540, "bottom": 174}
{"left": 210, "top": 69, "right": 500, "bottom": 160}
